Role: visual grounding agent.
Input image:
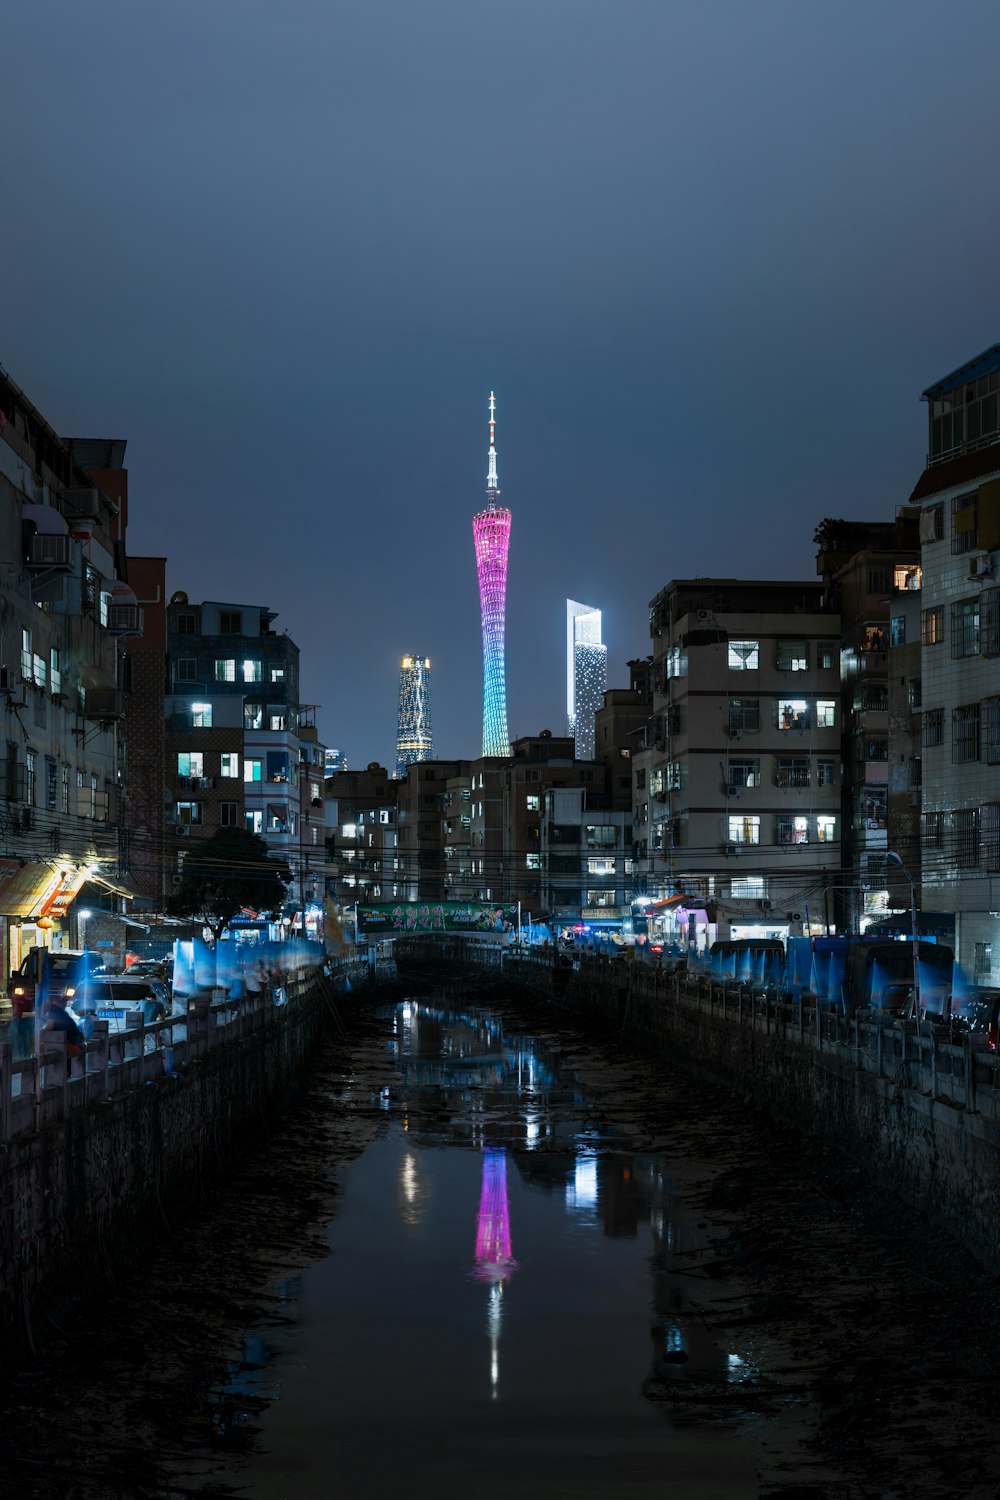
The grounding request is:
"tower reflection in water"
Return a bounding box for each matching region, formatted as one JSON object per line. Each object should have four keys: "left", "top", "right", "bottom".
{"left": 471, "top": 1148, "right": 517, "bottom": 1399}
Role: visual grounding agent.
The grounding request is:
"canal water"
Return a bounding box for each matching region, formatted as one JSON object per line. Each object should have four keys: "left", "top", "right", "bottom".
{"left": 197, "top": 997, "right": 772, "bottom": 1500}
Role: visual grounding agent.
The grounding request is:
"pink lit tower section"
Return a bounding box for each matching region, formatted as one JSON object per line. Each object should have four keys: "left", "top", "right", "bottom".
{"left": 473, "top": 393, "right": 512, "bottom": 757}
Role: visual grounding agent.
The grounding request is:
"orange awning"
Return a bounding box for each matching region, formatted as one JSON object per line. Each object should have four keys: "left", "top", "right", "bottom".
{"left": 38, "top": 867, "right": 89, "bottom": 920}
{"left": 0, "top": 861, "right": 62, "bottom": 919}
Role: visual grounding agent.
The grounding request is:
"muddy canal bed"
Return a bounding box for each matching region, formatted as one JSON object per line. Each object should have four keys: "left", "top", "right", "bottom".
{"left": 1, "top": 985, "right": 998, "bottom": 1500}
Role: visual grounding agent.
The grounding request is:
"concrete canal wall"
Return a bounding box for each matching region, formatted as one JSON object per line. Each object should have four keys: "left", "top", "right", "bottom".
{"left": 396, "top": 939, "right": 1000, "bottom": 1275}
{"left": 0, "top": 960, "right": 367, "bottom": 1350}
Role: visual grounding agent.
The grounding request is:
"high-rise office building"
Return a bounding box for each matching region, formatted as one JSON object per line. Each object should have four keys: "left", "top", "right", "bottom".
{"left": 567, "top": 599, "right": 607, "bottom": 759}
{"left": 395, "top": 654, "right": 433, "bottom": 779}
{"left": 473, "top": 393, "right": 512, "bottom": 758}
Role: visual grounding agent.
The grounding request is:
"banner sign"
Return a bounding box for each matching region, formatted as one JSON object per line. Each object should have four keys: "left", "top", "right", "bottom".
{"left": 357, "top": 902, "right": 518, "bottom": 935}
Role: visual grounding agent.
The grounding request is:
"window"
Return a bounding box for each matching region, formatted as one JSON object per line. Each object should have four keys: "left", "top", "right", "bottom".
{"left": 953, "top": 704, "right": 980, "bottom": 763}
{"left": 244, "top": 758, "right": 262, "bottom": 782}
{"left": 817, "top": 701, "right": 836, "bottom": 728}
{"left": 982, "top": 589, "right": 1000, "bottom": 657}
{"left": 728, "top": 640, "right": 759, "bottom": 670}
{"left": 776, "top": 641, "right": 808, "bottom": 671}
{"left": 526, "top": 794, "right": 539, "bottom": 812}
{"left": 890, "top": 616, "right": 906, "bottom": 646}
{"left": 269, "top": 713, "right": 286, "bottom": 731}
{"left": 778, "top": 699, "right": 809, "bottom": 731}
{"left": 908, "top": 679, "right": 922, "bottom": 710}
{"left": 586, "top": 890, "right": 616, "bottom": 908}
{"left": 525, "top": 853, "right": 540, "bottom": 870}
{"left": 635, "top": 768, "right": 645, "bottom": 790}
{"left": 585, "top": 825, "right": 617, "bottom": 848}
{"left": 951, "top": 599, "right": 980, "bottom": 658}
{"left": 893, "top": 564, "right": 921, "bottom": 592}
{"left": 60, "top": 764, "right": 69, "bottom": 815}
{"left": 20, "top": 628, "right": 31, "bottom": 680}
{"left": 776, "top": 757, "right": 809, "bottom": 788}
{"left": 664, "top": 645, "right": 684, "bottom": 679}
{"left": 865, "top": 738, "right": 888, "bottom": 761}
{"left": 177, "top": 752, "right": 204, "bottom": 778}
{"left": 731, "top": 876, "right": 766, "bottom": 899}
{"left": 922, "top": 709, "right": 944, "bottom": 747}
{"left": 982, "top": 804, "right": 1000, "bottom": 872}
{"left": 270, "top": 667, "right": 285, "bottom": 683}
{"left": 220, "top": 801, "right": 239, "bottom": 828}
{"left": 777, "top": 815, "right": 809, "bottom": 845}
{"left": 215, "top": 658, "right": 236, "bottom": 682}
{"left": 728, "top": 814, "right": 760, "bottom": 845}
{"left": 927, "top": 504, "right": 945, "bottom": 540}
{"left": 665, "top": 761, "right": 682, "bottom": 791}
{"left": 952, "top": 492, "right": 978, "bottom": 553}
{"left": 982, "top": 699, "right": 1000, "bottom": 764}
{"left": 176, "top": 658, "right": 197, "bottom": 682}
{"left": 50, "top": 648, "right": 61, "bottom": 696}
{"left": 176, "top": 612, "right": 197, "bottom": 635}
{"left": 920, "top": 606, "right": 944, "bottom": 645}
{"left": 220, "top": 752, "right": 240, "bottom": 778}
{"left": 192, "top": 703, "right": 212, "bottom": 727}
{"left": 819, "top": 643, "right": 837, "bottom": 671}
{"left": 975, "top": 942, "right": 993, "bottom": 976}
{"left": 956, "top": 809, "right": 980, "bottom": 867}
{"left": 25, "top": 751, "right": 34, "bottom": 805}
{"left": 587, "top": 856, "right": 615, "bottom": 875}
{"left": 244, "top": 702, "right": 263, "bottom": 729}
{"left": 219, "top": 611, "right": 242, "bottom": 635}
{"left": 922, "top": 811, "right": 943, "bottom": 848}
{"left": 867, "top": 566, "right": 890, "bottom": 594}
{"left": 267, "top": 751, "right": 290, "bottom": 782}
{"left": 45, "top": 758, "right": 56, "bottom": 809}
{"left": 175, "top": 800, "right": 203, "bottom": 826}
{"left": 859, "top": 683, "right": 888, "bottom": 711}
{"left": 242, "top": 659, "right": 261, "bottom": 683}
{"left": 245, "top": 809, "right": 263, "bottom": 834}
{"left": 728, "top": 698, "right": 760, "bottom": 734}
{"left": 818, "top": 760, "right": 835, "bottom": 786}
{"left": 32, "top": 653, "right": 46, "bottom": 689}
{"left": 816, "top": 816, "right": 836, "bottom": 843}
{"left": 728, "top": 758, "right": 760, "bottom": 789}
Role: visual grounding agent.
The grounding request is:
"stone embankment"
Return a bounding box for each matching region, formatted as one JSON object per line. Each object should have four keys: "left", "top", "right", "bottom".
{"left": 396, "top": 938, "right": 1000, "bottom": 1274}
{"left": 0, "top": 958, "right": 368, "bottom": 1349}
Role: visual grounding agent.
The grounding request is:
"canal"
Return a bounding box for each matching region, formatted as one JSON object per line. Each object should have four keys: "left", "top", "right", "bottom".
{"left": 2, "top": 985, "right": 999, "bottom": 1499}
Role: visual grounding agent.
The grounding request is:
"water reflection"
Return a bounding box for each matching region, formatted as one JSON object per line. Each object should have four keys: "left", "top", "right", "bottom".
{"left": 471, "top": 1148, "right": 517, "bottom": 1399}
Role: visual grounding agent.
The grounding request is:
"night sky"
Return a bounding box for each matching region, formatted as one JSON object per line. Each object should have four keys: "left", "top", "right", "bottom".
{"left": 4, "top": 1, "right": 1000, "bottom": 768}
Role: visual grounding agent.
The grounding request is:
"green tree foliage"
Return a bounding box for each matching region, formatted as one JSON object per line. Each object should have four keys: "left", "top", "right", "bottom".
{"left": 166, "top": 828, "right": 291, "bottom": 942}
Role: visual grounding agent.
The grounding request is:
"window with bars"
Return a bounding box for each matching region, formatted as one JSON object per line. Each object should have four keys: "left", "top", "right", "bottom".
{"left": 728, "top": 699, "right": 760, "bottom": 734}
{"left": 982, "top": 698, "right": 1000, "bottom": 764}
{"left": 176, "top": 612, "right": 197, "bottom": 635}
{"left": 952, "top": 704, "right": 980, "bottom": 763}
{"left": 922, "top": 709, "right": 944, "bottom": 747}
{"left": 777, "top": 816, "right": 809, "bottom": 845}
{"left": 921, "top": 606, "right": 944, "bottom": 645}
{"left": 952, "top": 492, "right": 978, "bottom": 553}
{"left": 816, "top": 816, "right": 837, "bottom": 843}
{"left": 982, "top": 589, "right": 1000, "bottom": 656}
{"left": 776, "top": 757, "right": 809, "bottom": 788}
{"left": 951, "top": 598, "right": 980, "bottom": 658}
{"left": 859, "top": 682, "right": 888, "bottom": 711}
{"left": 776, "top": 641, "right": 808, "bottom": 671}
{"left": 219, "top": 611, "right": 242, "bottom": 634}
{"left": 818, "top": 760, "right": 835, "bottom": 785}
{"left": 728, "top": 815, "right": 760, "bottom": 845}
{"left": 865, "top": 738, "right": 888, "bottom": 761}
{"left": 974, "top": 941, "right": 993, "bottom": 975}
{"left": 956, "top": 809, "right": 980, "bottom": 867}
{"left": 728, "top": 640, "right": 759, "bottom": 670}
{"left": 981, "top": 804, "right": 1000, "bottom": 872}
{"left": 731, "top": 876, "right": 766, "bottom": 899}
{"left": 728, "top": 758, "right": 760, "bottom": 789}
{"left": 176, "top": 658, "right": 197, "bottom": 682}
{"left": 867, "top": 566, "right": 890, "bottom": 594}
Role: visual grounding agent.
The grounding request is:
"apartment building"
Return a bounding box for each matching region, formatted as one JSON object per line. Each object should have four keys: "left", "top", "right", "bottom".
{"left": 594, "top": 658, "right": 652, "bottom": 813}
{"left": 324, "top": 762, "right": 399, "bottom": 907}
{"left": 635, "top": 579, "right": 842, "bottom": 941}
{"left": 908, "top": 342, "right": 1000, "bottom": 979}
{"left": 0, "top": 370, "right": 137, "bottom": 978}
{"left": 540, "top": 787, "right": 632, "bottom": 926}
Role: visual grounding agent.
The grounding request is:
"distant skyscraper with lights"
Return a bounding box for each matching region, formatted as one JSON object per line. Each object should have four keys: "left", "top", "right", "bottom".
{"left": 567, "top": 600, "right": 607, "bottom": 759}
{"left": 473, "top": 393, "right": 512, "bottom": 758}
{"left": 395, "top": 654, "right": 433, "bottom": 779}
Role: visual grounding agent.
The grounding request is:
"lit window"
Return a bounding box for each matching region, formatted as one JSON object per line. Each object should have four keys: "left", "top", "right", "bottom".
{"left": 921, "top": 606, "right": 944, "bottom": 645}
{"left": 728, "top": 640, "right": 759, "bottom": 670}
{"left": 220, "top": 753, "right": 239, "bottom": 777}
{"left": 32, "top": 653, "right": 46, "bottom": 689}
{"left": 244, "top": 809, "right": 263, "bottom": 834}
{"left": 728, "top": 815, "right": 760, "bottom": 845}
{"left": 526, "top": 853, "right": 540, "bottom": 869}
{"left": 215, "top": 659, "right": 236, "bottom": 682}
{"left": 587, "top": 857, "right": 615, "bottom": 875}
{"left": 177, "top": 752, "right": 204, "bottom": 778}
{"left": 731, "top": 876, "right": 765, "bottom": 899}
{"left": 778, "top": 699, "right": 809, "bottom": 731}
{"left": 242, "top": 659, "right": 262, "bottom": 683}
{"left": 271, "top": 667, "right": 285, "bottom": 683}
{"left": 244, "top": 758, "right": 262, "bottom": 782}
{"left": 192, "top": 702, "right": 212, "bottom": 728}
{"left": 777, "top": 816, "right": 809, "bottom": 845}
{"left": 175, "top": 800, "right": 203, "bottom": 826}
{"left": 20, "top": 628, "right": 31, "bottom": 680}
{"left": 816, "top": 701, "right": 836, "bottom": 728}
{"left": 776, "top": 641, "right": 808, "bottom": 671}
{"left": 341, "top": 823, "right": 357, "bottom": 839}
{"left": 526, "top": 794, "right": 540, "bottom": 812}
{"left": 816, "top": 816, "right": 837, "bottom": 843}
{"left": 269, "top": 713, "right": 286, "bottom": 731}
{"left": 50, "top": 648, "right": 61, "bottom": 696}
{"left": 244, "top": 702, "right": 263, "bottom": 729}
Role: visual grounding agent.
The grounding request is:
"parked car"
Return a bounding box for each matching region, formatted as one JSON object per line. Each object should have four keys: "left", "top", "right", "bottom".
{"left": 7, "top": 949, "right": 106, "bottom": 1019}
{"left": 68, "top": 975, "right": 172, "bottom": 1029}
{"left": 125, "top": 959, "right": 173, "bottom": 985}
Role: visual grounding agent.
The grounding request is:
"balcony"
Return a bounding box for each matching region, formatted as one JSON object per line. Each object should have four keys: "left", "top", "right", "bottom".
{"left": 83, "top": 687, "right": 126, "bottom": 721}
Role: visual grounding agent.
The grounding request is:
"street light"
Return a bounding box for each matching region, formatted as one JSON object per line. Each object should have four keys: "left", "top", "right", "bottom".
{"left": 886, "top": 852, "right": 920, "bottom": 1022}
{"left": 78, "top": 909, "right": 92, "bottom": 950}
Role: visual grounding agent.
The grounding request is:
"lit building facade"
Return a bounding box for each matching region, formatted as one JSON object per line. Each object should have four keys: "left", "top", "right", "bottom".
{"left": 473, "top": 393, "right": 511, "bottom": 758}
{"left": 395, "top": 653, "right": 433, "bottom": 779}
{"left": 567, "top": 600, "right": 607, "bottom": 759}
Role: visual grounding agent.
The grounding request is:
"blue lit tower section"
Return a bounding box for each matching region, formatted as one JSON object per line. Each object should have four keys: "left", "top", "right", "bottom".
{"left": 395, "top": 654, "right": 433, "bottom": 779}
{"left": 567, "top": 600, "right": 607, "bottom": 760}
{"left": 473, "top": 393, "right": 512, "bottom": 758}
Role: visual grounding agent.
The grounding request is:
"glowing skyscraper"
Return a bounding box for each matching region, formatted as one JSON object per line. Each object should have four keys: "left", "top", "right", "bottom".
{"left": 395, "top": 654, "right": 433, "bottom": 779}
{"left": 473, "top": 393, "right": 511, "bottom": 758}
{"left": 567, "top": 600, "right": 607, "bottom": 760}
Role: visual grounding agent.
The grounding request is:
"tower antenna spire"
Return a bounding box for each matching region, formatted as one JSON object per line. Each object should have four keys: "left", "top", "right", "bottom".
{"left": 487, "top": 390, "right": 499, "bottom": 503}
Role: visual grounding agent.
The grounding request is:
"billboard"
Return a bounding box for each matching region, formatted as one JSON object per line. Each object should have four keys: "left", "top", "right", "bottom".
{"left": 357, "top": 901, "right": 518, "bottom": 936}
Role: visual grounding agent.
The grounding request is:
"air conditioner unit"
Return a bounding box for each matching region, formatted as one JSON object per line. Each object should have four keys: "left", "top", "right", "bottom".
{"left": 62, "top": 487, "right": 101, "bottom": 519}
{"left": 725, "top": 842, "right": 739, "bottom": 856}
{"left": 728, "top": 728, "right": 743, "bottom": 741}
{"left": 759, "top": 898, "right": 773, "bottom": 912}
{"left": 107, "top": 604, "right": 143, "bottom": 635}
{"left": 695, "top": 609, "right": 711, "bottom": 623}
{"left": 171, "top": 872, "right": 184, "bottom": 885}
{"left": 29, "top": 534, "right": 73, "bottom": 569}
{"left": 723, "top": 783, "right": 740, "bottom": 798}
{"left": 8, "top": 684, "right": 28, "bottom": 710}
{"left": 969, "top": 554, "right": 993, "bottom": 580}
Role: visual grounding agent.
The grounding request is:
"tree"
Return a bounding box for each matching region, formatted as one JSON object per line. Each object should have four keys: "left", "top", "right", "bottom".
{"left": 166, "top": 828, "right": 292, "bottom": 943}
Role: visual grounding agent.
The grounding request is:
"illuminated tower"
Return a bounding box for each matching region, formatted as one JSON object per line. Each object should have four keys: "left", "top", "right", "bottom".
{"left": 473, "top": 393, "right": 512, "bottom": 758}
{"left": 567, "top": 600, "right": 607, "bottom": 759}
{"left": 395, "top": 654, "right": 433, "bottom": 779}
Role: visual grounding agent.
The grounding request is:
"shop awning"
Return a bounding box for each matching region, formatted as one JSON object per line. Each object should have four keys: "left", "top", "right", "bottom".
{"left": 645, "top": 894, "right": 685, "bottom": 913}
{"left": 88, "top": 873, "right": 146, "bottom": 902}
{"left": 0, "top": 861, "right": 62, "bottom": 919}
{"left": 38, "top": 867, "right": 89, "bottom": 920}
